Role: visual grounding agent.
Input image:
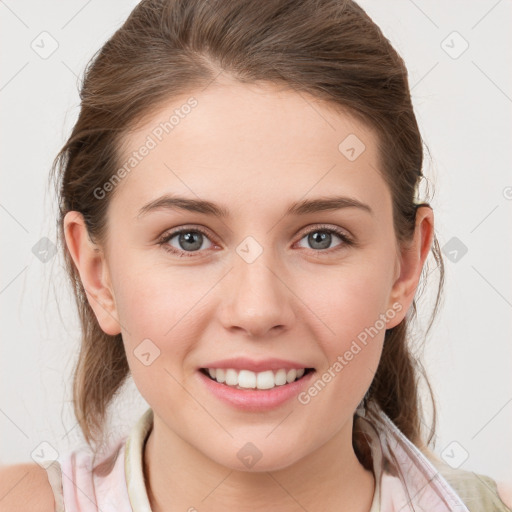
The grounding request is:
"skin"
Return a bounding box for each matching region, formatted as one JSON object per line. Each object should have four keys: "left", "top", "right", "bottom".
{"left": 64, "top": 78, "right": 434, "bottom": 511}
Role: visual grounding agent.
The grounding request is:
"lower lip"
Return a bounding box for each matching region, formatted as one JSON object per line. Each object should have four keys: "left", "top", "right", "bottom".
{"left": 197, "top": 370, "right": 316, "bottom": 411}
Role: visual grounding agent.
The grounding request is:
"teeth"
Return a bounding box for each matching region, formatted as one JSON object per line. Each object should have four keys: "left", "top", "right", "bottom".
{"left": 238, "top": 370, "right": 256, "bottom": 389}
{"left": 256, "top": 370, "right": 275, "bottom": 390}
{"left": 225, "top": 369, "right": 238, "bottom": 386}
{"left": 205, "top": 367, "right": 308, "bottom": 389}
{"left": 274, "top": 369, "right": 287, "bottom": 385}
{"left": 286, "top": 369, "right": 297, "bottom": 383}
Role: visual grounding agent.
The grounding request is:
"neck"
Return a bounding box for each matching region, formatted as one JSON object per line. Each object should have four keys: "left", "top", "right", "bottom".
{"left": 143, "top": 416, "right": 375, "bottom": 512}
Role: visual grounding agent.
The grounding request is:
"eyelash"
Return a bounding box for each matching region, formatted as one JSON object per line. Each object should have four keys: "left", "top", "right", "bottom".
{"left": 157, "top": 224, "right": 355, "bottom": 258}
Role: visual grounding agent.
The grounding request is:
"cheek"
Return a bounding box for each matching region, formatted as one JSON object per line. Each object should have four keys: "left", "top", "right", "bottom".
{"left": 110, "top": 255, "right": 214, "bottom": 386}
{"left": 298, "top": 270, "right": 387, "bottom": 416}
{"left": 111, "top": 252, "right": 204, "bottom": 337}
{"left": 296, "top": 253, "right": 394, "bottom": 405}
{"left": 111, "top": 261, "right": 202, "bottom": 406}
{"left": 304, "top": 260, "right": 394, "bottom": 348}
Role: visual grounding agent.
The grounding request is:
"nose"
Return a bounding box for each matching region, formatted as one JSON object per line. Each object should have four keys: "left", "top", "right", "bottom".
{"left": 218, "top": 247, "right": 296, "bottom": 339}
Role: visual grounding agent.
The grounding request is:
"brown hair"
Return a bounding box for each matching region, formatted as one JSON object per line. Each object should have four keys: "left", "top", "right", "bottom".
{"left": 50, "top": 0, "right": 444, "bottom": 456}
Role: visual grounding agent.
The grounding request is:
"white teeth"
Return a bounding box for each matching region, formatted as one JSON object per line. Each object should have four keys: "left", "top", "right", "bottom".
{"left": 286, "top": 369, "right": 297, "bottom": 383}
{"left": 256, "top": 370, "right": 275, "bottom": 390}
{"left": 225, "top": 368, "right": 238, "bottom": 386}
{"left": 205, "top": 367, "right": 308, "bottom": 389}
{"left": 238, "top": 370, "right": 256, "bottom": 389}
{"left": 274, "top": 369, "right": 287, "bottom": 386}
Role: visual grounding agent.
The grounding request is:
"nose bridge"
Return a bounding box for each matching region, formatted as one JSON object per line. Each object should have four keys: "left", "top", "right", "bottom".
{"left": 221, "top": 234, "right": 293, "bottom": 336}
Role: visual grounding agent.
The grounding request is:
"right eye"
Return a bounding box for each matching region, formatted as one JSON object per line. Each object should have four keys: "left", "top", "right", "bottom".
{"left": 157, "top": 227, "right": 216, "bottom": 257}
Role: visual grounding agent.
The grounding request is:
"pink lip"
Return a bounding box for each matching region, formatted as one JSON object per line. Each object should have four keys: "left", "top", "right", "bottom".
{"left": 200, "top": 357, "right": 313, "bottom": 372}
{"left": 197, "top": 369, "right": 316, "bottom": 412}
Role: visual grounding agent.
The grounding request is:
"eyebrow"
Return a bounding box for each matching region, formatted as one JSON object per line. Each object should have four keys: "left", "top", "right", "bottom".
{"left": 136, "top": 194, "right": 373, "bottom": 219}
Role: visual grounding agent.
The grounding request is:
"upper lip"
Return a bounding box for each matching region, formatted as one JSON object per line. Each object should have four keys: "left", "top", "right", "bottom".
{"left": 200, "top": 357, "right": 313, "bottom": 372}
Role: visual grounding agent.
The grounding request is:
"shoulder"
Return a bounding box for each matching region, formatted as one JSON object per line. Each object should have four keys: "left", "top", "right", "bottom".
{"left": 439, "top": 467, "right": 512, "bottom": 511}
{"left": 0, "top": 463, "right": 55, "bottom": 512}
{"left": 496, "top": 481, "right": 512, "bottom": 510}
{"left": 423, "top": 448, "right": 512, "bottom": 511}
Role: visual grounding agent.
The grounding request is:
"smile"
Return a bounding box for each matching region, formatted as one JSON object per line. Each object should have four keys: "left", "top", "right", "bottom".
{"left": 200, "top": 367, "right": 314, "bottom": 390}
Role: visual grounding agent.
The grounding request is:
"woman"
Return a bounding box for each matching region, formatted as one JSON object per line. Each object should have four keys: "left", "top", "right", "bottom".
{"left": 1, "top": 0, "right": 510, "bottom": 510}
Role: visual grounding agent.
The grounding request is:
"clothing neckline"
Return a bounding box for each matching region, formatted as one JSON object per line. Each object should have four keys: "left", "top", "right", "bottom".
{"left": 124, "top": 407, "right": 381, "bottom": 512}
{"left": 125, "top": 407, "right": 154, "bottom": 512}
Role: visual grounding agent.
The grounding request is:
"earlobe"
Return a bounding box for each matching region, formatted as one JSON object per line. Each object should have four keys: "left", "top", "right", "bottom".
{"left": 63, "top": 211, "right": 121, "bottom": 336}
{"left": 386, "top": 206, "right": 434, "bottom": 329}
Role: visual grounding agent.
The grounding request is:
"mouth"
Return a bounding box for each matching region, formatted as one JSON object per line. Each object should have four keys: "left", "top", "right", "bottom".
{"left": 199, "top": 367, "right": 315, "bottom": 390}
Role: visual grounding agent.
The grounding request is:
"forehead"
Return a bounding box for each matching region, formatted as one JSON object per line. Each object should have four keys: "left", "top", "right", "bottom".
{"left": 112, "top": 81, "right": 388, "bottom": 218}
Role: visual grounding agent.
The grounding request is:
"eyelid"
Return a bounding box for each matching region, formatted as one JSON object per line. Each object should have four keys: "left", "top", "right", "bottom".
{"left": 296, "top": 223, "right": 353, "bottom": 241}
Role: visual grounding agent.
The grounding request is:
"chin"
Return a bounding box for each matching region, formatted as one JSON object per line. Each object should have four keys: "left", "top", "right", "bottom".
{"left": 207, "top": 443, "right": 305, "bottom": 474}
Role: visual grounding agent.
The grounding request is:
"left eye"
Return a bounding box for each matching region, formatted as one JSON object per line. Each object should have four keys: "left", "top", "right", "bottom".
{"left": 296, "top": 228, "right": 351, "bottom": 252}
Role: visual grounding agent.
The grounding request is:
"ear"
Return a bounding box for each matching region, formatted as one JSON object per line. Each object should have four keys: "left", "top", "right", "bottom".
{"left": 63, "top": 211, "right": 121, "bottom": 336}
{"left": 386, "top": 206, "right": 434, "bottom": 329}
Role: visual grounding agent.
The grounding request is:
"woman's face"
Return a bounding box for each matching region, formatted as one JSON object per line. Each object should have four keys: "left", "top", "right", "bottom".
{"left": 76, "top": 80, "right": 418, "bottom": 471}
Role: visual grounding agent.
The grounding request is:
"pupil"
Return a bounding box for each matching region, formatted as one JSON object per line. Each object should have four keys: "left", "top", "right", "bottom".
{"left": 180, "top": 231, "right": 202, "bottom": 251}
{"left": 310, "top": 231, "right": 330, "bottom": 250}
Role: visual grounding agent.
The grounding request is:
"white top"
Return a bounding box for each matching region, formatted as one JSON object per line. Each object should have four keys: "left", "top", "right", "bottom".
{"left": 45, "top": 401, "right": 507, "bottom": 511}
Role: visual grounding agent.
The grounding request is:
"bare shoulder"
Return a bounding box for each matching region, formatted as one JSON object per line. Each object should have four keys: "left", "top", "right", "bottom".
{"left": 0, "top": 463, "right": 55, "bottom": 512}
{"left": 497, "top": 480, "right": 512, "bottom": 510}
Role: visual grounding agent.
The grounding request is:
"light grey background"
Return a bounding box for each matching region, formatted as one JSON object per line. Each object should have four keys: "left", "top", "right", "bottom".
{"left": 1, "top": 0, "right": 511, "bottom": 486}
